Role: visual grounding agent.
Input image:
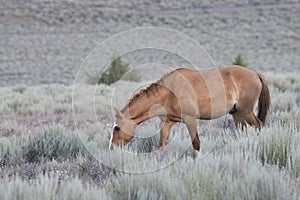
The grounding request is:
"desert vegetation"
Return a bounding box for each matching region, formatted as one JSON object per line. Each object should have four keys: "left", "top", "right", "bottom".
{"left": 85, "top": 56, "right": 141, "bottom": 85}
{"left": 0, "top": 72, "right": 300, "bottom": 199}
{"left": 1, "top": 0, "right": 299, "bottom": 199}
{"left": 232, "top": 53, "right": 248, "bottom": 68}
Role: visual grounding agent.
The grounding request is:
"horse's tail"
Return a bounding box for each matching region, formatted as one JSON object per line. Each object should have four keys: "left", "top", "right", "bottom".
{"left": 257, "top": 73, "right": 271, "bottom": 125}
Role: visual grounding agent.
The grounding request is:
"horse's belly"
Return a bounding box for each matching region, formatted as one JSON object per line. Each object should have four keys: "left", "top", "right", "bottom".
{"left": 198, "top": 97, "right": 235, "bottom": 120}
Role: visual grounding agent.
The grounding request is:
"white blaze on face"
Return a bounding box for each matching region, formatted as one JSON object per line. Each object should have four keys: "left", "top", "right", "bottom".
{"left": 109, "top": 122, "right": 117, "bottom": 150}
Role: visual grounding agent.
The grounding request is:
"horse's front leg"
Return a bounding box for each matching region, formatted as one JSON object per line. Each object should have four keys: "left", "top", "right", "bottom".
{"left": 158, "top": 119, "right": 175, "bottom": 149}
{"left": 184, "top": 117, "right": 200, "bottom": 151}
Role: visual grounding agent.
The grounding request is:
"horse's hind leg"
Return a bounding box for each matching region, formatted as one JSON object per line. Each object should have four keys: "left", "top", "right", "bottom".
{"left": 183, "top": 117, "right": 200, "bottom": 151}
{"left": 232, "top": 113, "right": 247, "bottom": 131}
{"left": 158, "top": 119, "right": 175, "bottom": 148}
{"left": 243, "top": 112, "right": 262, "bottom": 130}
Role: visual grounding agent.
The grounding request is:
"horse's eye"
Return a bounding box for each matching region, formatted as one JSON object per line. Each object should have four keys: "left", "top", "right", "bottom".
{"left": 114, "top": 126, "right": 120, "bottom": 131}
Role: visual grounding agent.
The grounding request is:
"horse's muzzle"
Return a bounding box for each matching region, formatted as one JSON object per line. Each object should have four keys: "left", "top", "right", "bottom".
{"left": 109, "top": 141, "right": 114, "bottom": 151}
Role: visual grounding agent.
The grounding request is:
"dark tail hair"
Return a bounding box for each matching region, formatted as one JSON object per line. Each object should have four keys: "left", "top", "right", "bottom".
{"left": 257, "top": 73, "right": 271, "bottom": 125}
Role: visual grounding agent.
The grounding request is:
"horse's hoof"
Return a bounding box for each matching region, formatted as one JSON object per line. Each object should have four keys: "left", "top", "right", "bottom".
{"left": 192, "top": 141, "right": 200, "bottom": 151}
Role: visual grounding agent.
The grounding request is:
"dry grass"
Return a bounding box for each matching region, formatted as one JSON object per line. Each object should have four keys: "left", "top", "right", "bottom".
{"left": 0, "top": 72, "right": 300, "bottom": 199}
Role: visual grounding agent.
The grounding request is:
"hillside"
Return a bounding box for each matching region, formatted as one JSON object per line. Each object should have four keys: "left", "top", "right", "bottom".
{"left": 1, "top": 0, "right": 299, "bottom": 86}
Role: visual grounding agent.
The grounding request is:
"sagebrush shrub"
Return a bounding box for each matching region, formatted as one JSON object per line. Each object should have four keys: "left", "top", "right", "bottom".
{"left": 129, "top": 134, "right": 160, "bottom": 153}
{"left": 19, "top": 126, "right": 86, "bottom": 163}
{"left": 256, "top": 124, "right": 298, "bottom": 169}
{"left": 0, "top": 137, "right": 14, "bottom": 167}
{"left": 0, "top": 173, "right": 109, "bottom": 200}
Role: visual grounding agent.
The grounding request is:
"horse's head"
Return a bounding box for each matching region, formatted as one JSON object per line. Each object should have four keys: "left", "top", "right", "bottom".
{"left": 109, "top": 108, "right": 135, "bottom": 150}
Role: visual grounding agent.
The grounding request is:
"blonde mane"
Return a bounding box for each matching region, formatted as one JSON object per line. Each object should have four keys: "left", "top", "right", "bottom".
{"left": 128, "top": 83, "right": 162, "bottom": 106}
{"left": 127, "top": 69, "right": 177, "bottom": 106}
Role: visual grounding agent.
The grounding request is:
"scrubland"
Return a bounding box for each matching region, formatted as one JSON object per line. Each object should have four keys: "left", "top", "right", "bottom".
{"left": 0, "top": 72, "right": 300, "bottom": 199}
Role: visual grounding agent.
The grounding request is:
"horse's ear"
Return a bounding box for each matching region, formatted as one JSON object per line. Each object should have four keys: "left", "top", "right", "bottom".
{"left": 113, "top": 108, "right": 123, "bottom": 119}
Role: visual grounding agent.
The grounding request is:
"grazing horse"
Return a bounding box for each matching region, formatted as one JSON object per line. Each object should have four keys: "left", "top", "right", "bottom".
{"left": 109, "top": 65, "right": 270, "bottom": 151}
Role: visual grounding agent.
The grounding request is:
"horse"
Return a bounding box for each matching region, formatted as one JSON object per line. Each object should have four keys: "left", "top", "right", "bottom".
{"left": 109, "top": 65, "right": 270, "bottom": 151}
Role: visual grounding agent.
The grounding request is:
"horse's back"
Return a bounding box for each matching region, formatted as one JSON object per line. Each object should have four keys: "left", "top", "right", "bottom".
{"left": 161, "top": 65, "right": 261, "bottom": 97}
{"left": 164, "top": 65, "right": 258, "bottom": 81}
{"left": 219, "top": 65, "right": 259, "bottom": 80}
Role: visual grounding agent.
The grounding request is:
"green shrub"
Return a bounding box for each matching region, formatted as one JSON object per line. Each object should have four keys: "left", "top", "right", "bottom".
{"left": 128, "top": 134, "right": 160, "bottom": 153}
{"left": 87, "top": 55, "right": 140, "bottom": 85}
{"left": 0, "top": 137, "right": 14, "bottom": 167}
{"left": 233, "top": 53, "right": 248, "bottom": 67}
{"left": 256, "top": 124, "right": 299, "bottom": 169}
{"left": 19, "top": 126, "right": 86, "bottom": 163}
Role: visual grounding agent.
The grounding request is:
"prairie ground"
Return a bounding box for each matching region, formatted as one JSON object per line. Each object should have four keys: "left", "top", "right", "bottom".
{"left": 0, "top": 72, "right": 300, "bottom": 199}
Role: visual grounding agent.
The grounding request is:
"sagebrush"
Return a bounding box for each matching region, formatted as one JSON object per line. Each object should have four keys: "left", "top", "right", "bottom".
{"left": 0, "top": 73, "right": 300, "bottom": 199}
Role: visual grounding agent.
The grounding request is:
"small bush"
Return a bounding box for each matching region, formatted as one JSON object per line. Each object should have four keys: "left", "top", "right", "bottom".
{"left": 256, "top": 124, "right": 298, "bottom": 169}
{"left": 127, "top": 127, "right": 160, "bottom": 153}
{"left": 131, "top": 135, "right": 160, "bottom": 153}
{"left": 87, "top": 55, "right": 140, "bottom": 85}
{"left": 232, "top": 53, "right": 248, "bottom": 68}
{"left": 0, "top": 137, "right": 15, "bottom": 167}
{"left": 19, "top": 126, "right": 86, "bottom": 163}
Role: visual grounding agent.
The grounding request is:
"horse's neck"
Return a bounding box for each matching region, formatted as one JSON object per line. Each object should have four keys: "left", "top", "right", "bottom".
{"left": 123, "top": 86, "right": 167, "bottom": 125}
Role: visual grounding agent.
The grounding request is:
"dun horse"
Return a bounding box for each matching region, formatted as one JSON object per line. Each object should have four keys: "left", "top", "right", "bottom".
{"left": 109, "top": 65, "right": 270, "bottom": 151}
